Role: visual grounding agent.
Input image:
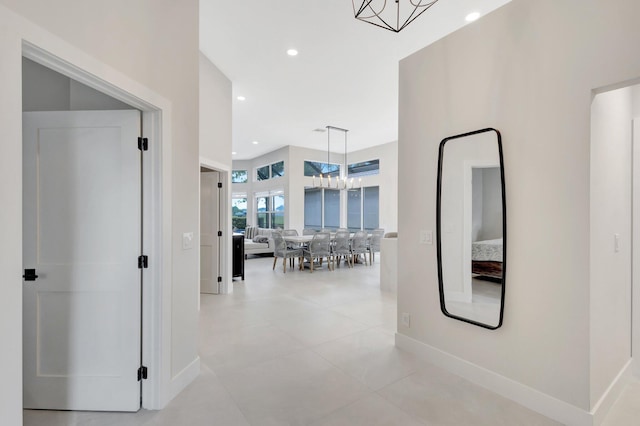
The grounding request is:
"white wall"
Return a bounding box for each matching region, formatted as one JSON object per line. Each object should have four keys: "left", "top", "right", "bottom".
{"left": 199, "top": 53, "right": 231, "bottom": 165}
{"left": 479, "top": 168, "right": 502, "bottom": 241}
{"left": 23, "top": 57, "right": 133, "bottom": 111}
{"left": 347, "top": 141, "right": 398, "bottom": 233}
{"left": 0, "top": 1, "right": 201, "bottom": 422}
{"left": 397, "top": 0, "right": 640, "bottom": 419}
{"left": 590, "top": 88, "right": 633, "bottom": 408}
{"left": 199, "top": 52, "right": 232, "bottom": 292}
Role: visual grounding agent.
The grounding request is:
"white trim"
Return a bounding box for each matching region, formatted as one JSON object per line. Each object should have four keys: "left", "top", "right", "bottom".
{"left": 395, "top": 333, "right": 594, "bottom": 426}
{"left": 591, "top": 359, "right": 633, "bottom": 425}
{"left": 167, "top": 356, "right": 201, "bottom": 403}
{"left": 200, "top": 157, "right": 232, "bottom": 295}
{"left": 633, "top": 118, "right": 640, "bottom": 375}
{"left": 21, "top": 41, "right": 174, "bottom": 410}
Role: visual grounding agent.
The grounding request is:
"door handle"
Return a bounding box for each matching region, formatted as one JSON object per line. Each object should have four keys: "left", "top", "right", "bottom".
{"left": 23, "top": 269, "right": 38, "bottom": 281}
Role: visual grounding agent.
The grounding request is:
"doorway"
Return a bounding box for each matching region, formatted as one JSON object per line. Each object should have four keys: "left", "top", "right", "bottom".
{"left": 23, "top": 109, "right": 143, "bottom": 411}
{"left": 589, "top": 83, "right": 640, "bottom": 413}
{"left": 21, "top": 43, "right": 168, "bottom": 411}
{"left": 201, "top": 167, "right": 222, "bottom": 294}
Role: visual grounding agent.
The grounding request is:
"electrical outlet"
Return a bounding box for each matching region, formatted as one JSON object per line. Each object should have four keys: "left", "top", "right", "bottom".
{"left": 401, "top": 312, "right": 411, "bottom": 328}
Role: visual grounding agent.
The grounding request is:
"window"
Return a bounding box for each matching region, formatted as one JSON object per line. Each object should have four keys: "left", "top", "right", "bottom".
{"left": 256, "top": 161, "right": 285, "bottom": 181}
{"left": 323, "top": 189, "right": 340, "bottom": 229}
{"left": 347, "top": 189, "right": 361, "bottom": 231}
{"left": 232, "top": 195, "right": 247, "bottom": 231}
{"left": 231, "top": 170, "right": 248, "bottom": 183}
{"left": 256, "top": 191, "right": 284, "bottom": 229}
{"left": 347, "top": 186, "right": 379, "bottom": 231}
{"left": 303, "top": 161, "right": 340, "bottom": 177}
{"left": 304, "top": 188, "right": 341, "bottom": 230}
{"left": 256, "top": 165, "right": 270, "bottom": 181}
{"left": 304, "top": 188, "right": 322, "bottom": 229}
{"left": 272, "top": 194, "right": 285, "bottom": 228}
{"left": 271, "top": 161, "right": 284, "bottom": 178}
{"left": 363, "top": 186, "right": 379, "bottom": 229}
{"left": 348, "top": 159, "right": 379, "bottom": 177}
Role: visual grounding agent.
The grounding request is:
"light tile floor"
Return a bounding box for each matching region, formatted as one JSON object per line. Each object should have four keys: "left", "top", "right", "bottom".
{"left": 22, "top": 256, "right": 636, "bottom": 425}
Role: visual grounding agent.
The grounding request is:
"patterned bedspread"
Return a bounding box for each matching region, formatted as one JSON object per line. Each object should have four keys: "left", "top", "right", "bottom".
{"left": 472, "top": 238, "right": 503, "bottom": 262}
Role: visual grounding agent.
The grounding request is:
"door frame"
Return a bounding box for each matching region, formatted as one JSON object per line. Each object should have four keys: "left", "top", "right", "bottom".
{"left": 200, "top": 157, "right": 231, "bottom": 295}
{"left": 22, "top": 41, "right": 172, "bottom": 409}
{"left": 633, "top": 118, "right": 640, "bottom": 374}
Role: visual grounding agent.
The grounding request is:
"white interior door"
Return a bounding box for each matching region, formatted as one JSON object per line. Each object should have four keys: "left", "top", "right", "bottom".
{"left": 23, "top": 110, "right": 142, "bottom": 412}
{"left": 200, "top": 171, "right": 220, "bottom": 294}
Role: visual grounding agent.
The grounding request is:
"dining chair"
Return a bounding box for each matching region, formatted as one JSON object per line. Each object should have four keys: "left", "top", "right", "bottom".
{"left": 367, "top": 228, "right": 385, "bottom": 264}
{"left": 332, "top": 230, "right": 352, "bottom": 268}
{"left": 302, "top": 228, "right": 317, "bottom": 235}
{"left": 272, "top": 231, "right": 302, "bottom": 273}
{"left": 301, "top": 232, "right": 332, "bottom": 272}
{"left": 282, "top": 229, "right": 300, "bottom": 253}
{"left": 350, "top": 230, "right": 369, "bottom": 266}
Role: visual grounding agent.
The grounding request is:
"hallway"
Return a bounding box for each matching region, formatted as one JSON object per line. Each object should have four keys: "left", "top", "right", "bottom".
{"left": 24, "top": 256, "right": 625, "bottom": 425}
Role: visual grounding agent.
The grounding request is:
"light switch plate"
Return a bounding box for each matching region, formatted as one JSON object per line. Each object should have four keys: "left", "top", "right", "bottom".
{"left": 401, "top": 313, "right": 411, "bottom": 327}
{"left": 183, "top": 232, "right": 194, "bottom": 250}
{"left": 419, "top": 230, "right": 433, "bottom": 245}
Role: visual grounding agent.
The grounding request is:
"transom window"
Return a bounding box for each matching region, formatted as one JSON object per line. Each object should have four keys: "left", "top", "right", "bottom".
{"left": 231, "top": 170, "right": 248, "bottom": 183}
{"left": 303, "top": 161, "right": 340, "bottom": 177}
{"left": 256, "top": 161, "right": 285, "bottom": 181}
{"left": 348, "top": 159, "right": 379, "bottom": 177}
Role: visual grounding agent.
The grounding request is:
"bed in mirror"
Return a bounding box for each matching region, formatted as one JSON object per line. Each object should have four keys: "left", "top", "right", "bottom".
{"left": 436, "top": 128, "right": 506, "bottom": 329}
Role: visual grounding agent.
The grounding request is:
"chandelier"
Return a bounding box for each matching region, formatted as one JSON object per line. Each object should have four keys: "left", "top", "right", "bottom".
{"left": 312, "top": 126, "right": 360, "bottom": 191}
{"left": 352, "top": 0, "right": 439, "bottom": 33}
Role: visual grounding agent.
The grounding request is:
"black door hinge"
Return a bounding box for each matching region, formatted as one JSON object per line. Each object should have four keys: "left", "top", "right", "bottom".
{"left": 217, "top": 182, "right": 223, "bottom": 188}
{"left": 137, "top": 366, "right": 148, "bottom": 381}
{"left": 217, "top": 276, "right": 222, "bottom": 283}
{"left": 138, "top": 137, "right": 148, "bottom": 151}
{"left": 138, "top": 255, "right": 148, "bottom": 269}
{"left": 217, "top": 231, "right": 222, "bottom": 237}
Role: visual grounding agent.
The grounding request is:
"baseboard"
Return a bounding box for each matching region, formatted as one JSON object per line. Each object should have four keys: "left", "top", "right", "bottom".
{"left": 591, "top": 359, "right": 633, "bottom": 426}
{"left": 167, "top": 356, "right": 201, "bottom": 404}
{"left": 395, "top": 333, "right": 593, "bottom": 426}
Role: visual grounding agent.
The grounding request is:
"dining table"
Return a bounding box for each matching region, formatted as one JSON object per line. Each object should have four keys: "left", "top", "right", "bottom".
{"left": 282, "top": 235, "right": 314, "bottom": 244}
{"left": 282, "top": 232, "right": 369, "bottom": 270}
{"left": 282, "top": 233, "right": 358, "bottom": 244}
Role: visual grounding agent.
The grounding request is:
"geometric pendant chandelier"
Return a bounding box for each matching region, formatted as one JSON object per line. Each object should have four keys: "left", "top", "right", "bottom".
{"left": 352, "top": 0, "right": 439, "bottom": 33}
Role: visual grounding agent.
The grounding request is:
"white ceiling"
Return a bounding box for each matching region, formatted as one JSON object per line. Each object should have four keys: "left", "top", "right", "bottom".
{"left": 200, "top": 0, "right": 511, "bottom": 160}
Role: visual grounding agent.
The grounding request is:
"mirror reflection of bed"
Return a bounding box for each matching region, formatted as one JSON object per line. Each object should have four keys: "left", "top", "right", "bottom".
{"left": 438, "top": 128, "right": 505, "bottom": 329}
{"left": 447, "top": 238, "right": 502, "bottom": 324}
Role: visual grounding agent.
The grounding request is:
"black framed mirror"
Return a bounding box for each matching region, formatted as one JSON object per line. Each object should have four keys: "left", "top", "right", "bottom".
{"left": 436, "top": 128, "right": 506, "bottom": 329}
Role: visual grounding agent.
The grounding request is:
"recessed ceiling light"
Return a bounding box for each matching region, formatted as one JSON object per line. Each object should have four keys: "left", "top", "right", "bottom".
{"left": 465, "top": 12, "right": 480, "bottom": 22}
{"left": 252, "top": 141, "right": 259, "bottom": 145}
{"left": 236, "top": 96, "right": 246, "bottom": 101}
{"left": 286, "top": 49, "right": 298, "bottom": 57}
{"left": 232, "top": 151, "right": 237, "bottom": 155}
